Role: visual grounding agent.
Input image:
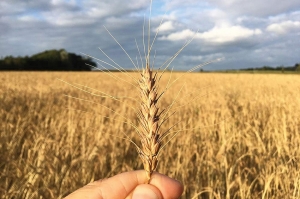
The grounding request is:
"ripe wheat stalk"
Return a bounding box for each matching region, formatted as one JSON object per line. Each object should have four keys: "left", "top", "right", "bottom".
{"left": 59, "top": 0, "right": 221, "bottom": 183}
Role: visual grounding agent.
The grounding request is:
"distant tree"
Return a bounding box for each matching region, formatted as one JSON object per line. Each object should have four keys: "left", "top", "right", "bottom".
{"left": 295, "top": 63, "right": 300, "bottom": 72}
{"left": 281, "top": 66, "right": 285, "bottom": 73}
{"left": 0, "top": 49, "right": 96, "bottom": 71}
{"left": 262, "top": 66, "right": 275, "bottom": 70}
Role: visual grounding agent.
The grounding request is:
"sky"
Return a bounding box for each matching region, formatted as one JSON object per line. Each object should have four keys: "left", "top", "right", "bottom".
{"left": 1, "top": 0, "right": 300, "bottom": 71}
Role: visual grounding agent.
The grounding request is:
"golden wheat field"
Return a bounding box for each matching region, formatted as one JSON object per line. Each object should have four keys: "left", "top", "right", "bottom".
{"left": 1, "top": 71, "right": 300, "bottom": 199}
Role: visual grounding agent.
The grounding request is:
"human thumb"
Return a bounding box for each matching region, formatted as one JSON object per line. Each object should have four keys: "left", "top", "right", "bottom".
{"left": 132, "top": 184, "right": 161, "bottom": 199}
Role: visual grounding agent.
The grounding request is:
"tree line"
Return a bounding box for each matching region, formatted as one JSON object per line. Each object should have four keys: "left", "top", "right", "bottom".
{"left": 0, "top": 49, "right": 96, "bottom": 71}
{"left": 241, "top": 63, "right": 300, "bottom": 72}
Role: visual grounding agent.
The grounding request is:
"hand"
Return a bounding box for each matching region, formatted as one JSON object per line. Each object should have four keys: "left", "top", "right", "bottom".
{"left": 64, "top": 170, "right": 183, "bottom": 199}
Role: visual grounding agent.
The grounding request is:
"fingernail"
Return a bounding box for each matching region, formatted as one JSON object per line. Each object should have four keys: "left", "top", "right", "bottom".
{"left": 132, "top": 185, "right": 158, "bottom": 199}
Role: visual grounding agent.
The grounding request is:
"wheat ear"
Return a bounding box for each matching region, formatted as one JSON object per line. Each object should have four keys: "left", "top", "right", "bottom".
{"left": 137, "top": 55, "right": 163, "bottom": 182}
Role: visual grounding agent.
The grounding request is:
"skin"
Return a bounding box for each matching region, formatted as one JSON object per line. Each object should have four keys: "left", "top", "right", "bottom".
{"left": 64, "top": 170, "right": 184, "bottom": 199}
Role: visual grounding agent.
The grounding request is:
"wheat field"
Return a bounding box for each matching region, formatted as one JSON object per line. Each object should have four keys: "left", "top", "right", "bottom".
{"left": 1, "top": 71, "right": 300, "bottom": 199}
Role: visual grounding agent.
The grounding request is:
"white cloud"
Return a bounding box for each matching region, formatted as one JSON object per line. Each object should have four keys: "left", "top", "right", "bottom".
{"left": 156, "top": 21, "right": 175, "bottom": 32}
{"left": 43, "top": 11, "right": 92, "bottom": 26}
{"left": 83, "top": 0, "right": 149, "bottom": 18}
{"left": 199, "top": 25, "right": 262, "bottom": 43}
{"left": 160, "top": 29, "right": 195, "bottom": 41}
{"left": 18, "top": 15, "right": 39, "bottom": 22}
{"left": 207, "top": 0, "right": 300, "bottom": 17}
{"left": 160, "top": 25, "right": 262, "bottom": 43}
{"left": 266, "top": 20, "right": 300, "bottom": 34}
{"left": 206, "top": 8, "right": 227, "bottom": 25}
{"left": 51, "top": 0, "right": 71, "bottom": 6}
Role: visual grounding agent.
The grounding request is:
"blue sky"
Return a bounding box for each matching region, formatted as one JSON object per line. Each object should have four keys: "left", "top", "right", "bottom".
{"left": 1, "top": 0, "right": 300, "bottom": 70}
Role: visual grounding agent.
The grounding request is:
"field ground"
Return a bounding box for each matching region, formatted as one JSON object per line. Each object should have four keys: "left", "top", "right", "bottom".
{"left": 1, "top": 72, "right": 300, "bottom": 199}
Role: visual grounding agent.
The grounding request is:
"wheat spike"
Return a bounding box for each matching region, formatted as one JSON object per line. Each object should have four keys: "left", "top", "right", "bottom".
{"left": 137, "top": 56, "right": 163, "bottom": 181}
